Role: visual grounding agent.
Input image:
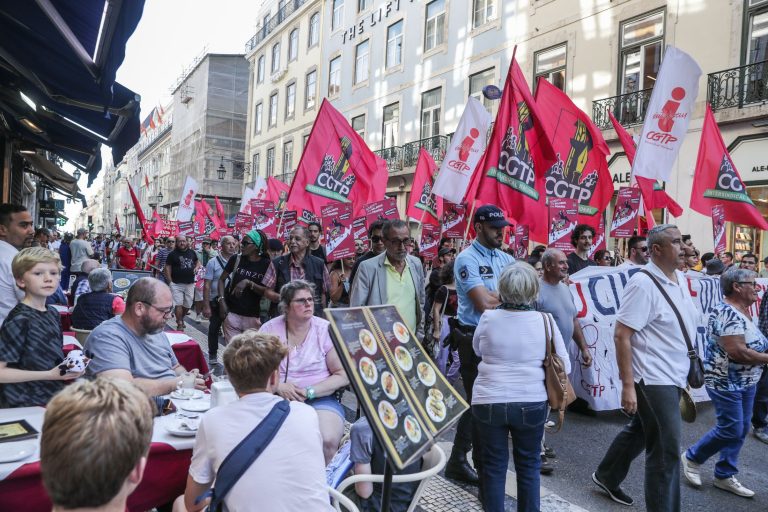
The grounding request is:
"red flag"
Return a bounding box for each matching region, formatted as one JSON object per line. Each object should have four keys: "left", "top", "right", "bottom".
{"left": 144, "top": 174, "right": 150, "bottom": 189}
{"left": 464, "top": 55, "right": 556, "bottom": 241}
{"left": 406, "top": 149, "right": 443, "bottom": 224}
{"left": 114, "top": 215, "right": 121, "bottom": 235}
{"left": 690, "top": 106, "right": 768, "bottom": 230}
{"left": 267, "top": 177, "right": 291, "bottom": 210}
{"left": 127, "top": 183, "right": 152, "bottom": 244}
{"left": 287, "top": 99, "right": 387, "bottom": 216}
{"left": 214, "top": 196, "right": 227, "bottom": 224}
{"left": 609, "top": 112, "right": 683, "bottom": 217}
{"left": 535, "top": 78, "right": 612, "bottom": 229}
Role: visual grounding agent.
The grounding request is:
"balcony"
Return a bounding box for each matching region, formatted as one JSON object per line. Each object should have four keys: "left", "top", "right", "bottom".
{"left": 708, "top": 60, "right": 768, "bottom": 111}
{"left": 374, "top": 146, "right": 404, "bottom": 173}
{"left": 592, "top": 88, "right": 654, "bottom": 130}
{"left": 402, "top": 135, "right": 449, "bottom": 167}
{"left": 245, "top": 0, "right": 308, "bottom": 52}
{"left": 274, "top": 171, "right": 295, "bottom": 184}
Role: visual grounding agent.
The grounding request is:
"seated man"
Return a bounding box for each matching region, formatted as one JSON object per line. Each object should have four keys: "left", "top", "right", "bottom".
{"left": 86, "top": 277, "right": 204, "bottom": 396}
{"left": 40, "top": 378, "right": 154, "bottom": 512}
{"left": 349, "top": 416, "right": 421, "bottom": 512}
{"left": 71, "top": 268, "right": 126, "bottom": 330}
{"left": 176, "top": 331, "right": 333, "bottom": 512}
{"left": 72, "top": 258, "right": 100, "bottom": 302}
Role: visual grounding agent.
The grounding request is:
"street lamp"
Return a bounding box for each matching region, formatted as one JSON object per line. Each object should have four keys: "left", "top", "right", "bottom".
{"left": 66, "top": 197, "right": 71, "bottom": 204}
{"left": 158, "top": 191, "right": 164, "bottom": 203}
{"left": 123, "top": 206, "right": 128, "bottom": 215}
{"left": 73, "top": 169, "right": 81, "bottom": 181}
{"left": 217, "top": 156, "right": 226, "bottom": 180}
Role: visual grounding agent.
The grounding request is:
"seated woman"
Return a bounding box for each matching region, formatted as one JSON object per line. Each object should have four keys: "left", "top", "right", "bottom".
{"left": 71, "top": 268, "right": 126, "bottom": 330}
{"left": 260, "top": 279, "right": 349, "bottom": 464}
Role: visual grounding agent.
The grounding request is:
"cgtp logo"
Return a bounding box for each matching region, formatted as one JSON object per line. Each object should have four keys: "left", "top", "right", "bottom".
{"left": 497, "top": 102, "right": 536, "bottom": 187}
{"left": 306, "top": 136, "right": 357, "bottom": 202}
{"left": 646, "top": 87, "right": 688, "bottom": 146}
{"left": 545, "top": 119, "right": 599, "bottom": 204}
{"left": 703, "top": 154, "right": 755, "bottom": 204}
{"left": 446, "top": 127, "right": 481, "bottom": 173}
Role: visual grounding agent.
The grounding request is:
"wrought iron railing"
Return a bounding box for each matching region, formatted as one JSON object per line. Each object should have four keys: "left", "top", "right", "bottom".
{"left": 402, "top": 135, "right": 449, "bottom": 167}
{"left": 245, "top": 0, "right": 309, "bottom": 52}
{"left": 374, "top": 146, "right": 404, "bottom": 173}
{"left": 592, "top": 88, "right": 654, "bottom": 130}
{"left": 274, "top": 172, "right": 295, "bottom": 184}
{"left": 708, "top": 60, "right": 768, "bottom": 111}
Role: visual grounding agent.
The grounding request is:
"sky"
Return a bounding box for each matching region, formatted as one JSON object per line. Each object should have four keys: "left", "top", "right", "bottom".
{"left": 64, "top": 0, "right": 265, "bottom": 230}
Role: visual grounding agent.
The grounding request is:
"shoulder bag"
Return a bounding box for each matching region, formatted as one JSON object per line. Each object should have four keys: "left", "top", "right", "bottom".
{"left": 198, "top": 400, "right": 290, "bottom": 511}
{"left": 542, "top": 312, "right": 576, "bottom": 432}
{"left": 638, "top": 269, "right": 705, "bottom": 389}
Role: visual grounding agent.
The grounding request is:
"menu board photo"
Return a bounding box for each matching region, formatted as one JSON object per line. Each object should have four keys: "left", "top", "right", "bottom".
{"left": 112, "top": 270, "right": 151, "bottom": 298}
{"left": 326, "top": 305, "right": 468, "bottom": 470}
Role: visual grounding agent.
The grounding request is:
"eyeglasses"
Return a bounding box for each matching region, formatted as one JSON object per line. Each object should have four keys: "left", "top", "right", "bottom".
{"left": 240, "top": 240, "right": 254, "bottom": 247}
{"left": 140, "top": 302, "right": 174, "bottom": 316}
{"left": 370, "top": 235, "right": 382, "bottom": 243}
{"left": 387, "top": 237, "right": 411, "bottom": 246}
{"left": 639, "top": 246, "right": 649, "bottom": 252}
{"left": 291, "top": 297, "right": 314, "bottom": 305}
{"left": 736, "top": 281, "right": 759, "bottom": 288}
{"left": 602, "top": 256, "right": 612, "bottom": 261}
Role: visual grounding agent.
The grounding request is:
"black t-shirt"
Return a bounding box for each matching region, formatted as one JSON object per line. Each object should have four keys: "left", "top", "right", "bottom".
{"left": 434, "top": 286, "right": 458, "bottom": 318}
{"left": 166, "top": 249, "right": 199, "bottom": 284}
{"left": 224, "top": 256, "right": 273, "bottom": 317}
{"left": 310, "top": 245, "right": 326, "bottom": 263}
{"left": 566, "top": 251, "right": 597, "bottom": 276}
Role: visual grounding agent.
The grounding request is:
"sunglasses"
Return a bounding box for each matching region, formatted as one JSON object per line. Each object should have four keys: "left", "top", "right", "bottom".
{"left": 241, "top": 240, "right": 255, "bottom": 247}
{"left": 370, "top": 235, "right": 382, "bottom": 243}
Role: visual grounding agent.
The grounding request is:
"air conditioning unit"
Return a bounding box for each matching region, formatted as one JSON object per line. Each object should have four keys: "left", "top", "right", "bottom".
{"left": 270, "top": 67, "right": 287, "bottom": 83}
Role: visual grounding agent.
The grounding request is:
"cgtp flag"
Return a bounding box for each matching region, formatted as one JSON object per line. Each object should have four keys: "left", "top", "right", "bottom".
{"left": 287, "top": 99, "right": 387, "bottom": 216}
{"left": 690, "top": 106, "right": 768, "bottom": 230}
{"left": 267, "top": 177, "right": 291, "bottom": 210}
{"left": 535, "top": 78, "right": 613, "bottom": 229}
{"left": 176, "top": 176, "right": 198, "bottom": 221}
{"left": 433, "top": 97, "right": 493, "bottom": 203}
{"left": 632, "top": 46, "right": 701, "bottom": 182}
{"left": 127, "top": 183, "right": 152, "bottom": 244}
{"left": 463, "top": 55, "right": 556, "bottom": 241}
{"left": 407, "top": 149, "right": 443, "bottom": 224}
{"left": 712, "top": 205, "right": 727, "bottom": 255}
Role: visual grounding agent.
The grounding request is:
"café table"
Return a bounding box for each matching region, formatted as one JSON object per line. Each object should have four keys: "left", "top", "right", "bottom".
{"left": 51, "top": 304, "right": 72, "bottom": 332}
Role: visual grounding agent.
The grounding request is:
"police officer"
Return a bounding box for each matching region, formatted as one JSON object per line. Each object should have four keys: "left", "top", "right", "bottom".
{"left": 447, "top": 205, "right": 514, "bottom": 486}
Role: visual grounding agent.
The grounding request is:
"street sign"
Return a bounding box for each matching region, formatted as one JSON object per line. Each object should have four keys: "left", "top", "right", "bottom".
{"left": 54, "top": 199, "right": 65, "bottom": 211}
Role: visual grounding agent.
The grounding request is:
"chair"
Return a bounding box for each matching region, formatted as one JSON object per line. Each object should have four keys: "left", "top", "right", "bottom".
{"left": 332, "top": 444, "right": 447, "bottom": 512}
{"left": 328, "top": 488, "right": 359, "bottom": 512}
{"left": 72, "top": 328, "right": 92, "bottom": 347}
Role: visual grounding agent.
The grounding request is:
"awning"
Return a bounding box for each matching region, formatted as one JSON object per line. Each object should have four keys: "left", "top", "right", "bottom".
{"left": 21, "top": 152, "right": 79, "bottom": 197}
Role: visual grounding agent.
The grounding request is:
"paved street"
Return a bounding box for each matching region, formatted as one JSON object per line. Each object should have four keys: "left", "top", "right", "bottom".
{"left": 183, "top": 316, "right": 768, "bottom": 511}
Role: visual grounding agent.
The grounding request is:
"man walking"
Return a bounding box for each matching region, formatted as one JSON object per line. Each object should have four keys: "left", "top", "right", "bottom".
{"left": 449, "top": 205, "right": 514, "bottom": 486}
{"left": 349, "top": 220, "right": 386, "bottom": 285}
{"left": 307, "top": 221, "right": 327, "bottom": 264}
{"left": 622, "top": 235, "right": 649, "bottom": 267}
{"left": 164, "top": 236, "right": 200, "bottom": 331}
{"left": 567, "top": 224, "right": 598, "bottom": 275}
{"left": 592, "top": 224, "right": 696, "bottom": 511}
{"left": 0, "top": 204, "right": 34, "bottom": 327}
{"left": 70, "top": 228, "right": 94, "bottom": 275}
{"left": 203, "top": 236, "right": 236, "bottom": 364}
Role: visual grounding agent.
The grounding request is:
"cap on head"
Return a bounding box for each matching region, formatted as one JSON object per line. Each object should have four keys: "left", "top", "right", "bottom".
{"left": 473, "top": 205, "right": 510, "bottom": 228}
{"left": 438, "top": 247, "right": 456, "bottom": 257}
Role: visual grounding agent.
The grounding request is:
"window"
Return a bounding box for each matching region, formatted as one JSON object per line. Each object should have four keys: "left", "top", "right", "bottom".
{"left": 534, "top": 44, "right": 567, "bottom": 92}
{"left": 619, "top": 10, "right": 664, "bottom": 94}
{"left": 257, "top": 55, "right": 265, "bottom": 84}
{"left": 269, "top": 93, "right": 278, "bottom": 127}
{"left": 382, "top": 103, "right": 399, "bottom": 148}
{"left": 289, "top": 29, "right": 299, "bottom": 61}
{"left": 271, "top": 43, "right": 281, "bottom": 73}
{"left": 425, "top": 0, "right": 446, "bottom": 51}
{"left": 472, "top": 0, "right": 495, "bottom": 29}
{"left": 253, "top": 102, "right": 263, "bottom": 134}
{"left": 305, "top": 70, "right": 317, "bottom": 109}
{"left": 286, "top": 82, "right": 296, "bottom": 119}
{"left": 283, "top": 141, "right": 294, "bottom": 174}
{"left": 358, "top": 0, "right": 371, "bottom": 12}
{"left": 355, "top": 40, "right": 370, "bottom": 84}
{"left": 328, "top": 56, "right": 341, "bottom": 96}
{"left": 746, "top": 1, "right": 768, "bottom": 64}
{"left": 420, "top": 88, "right": 442, "bottom": 139}
{"left": 469, "top": 67, "right": 496, "bottom": 113}
{"left": 253, "top": 153, "right": 260, "bottom": 177}
{"left": 303, "top": 134, "right": 310, "bottom": 150}
{"left": 352, "top": 114, "right": 366, "bottom": 139}
{"left": 309, "top": 12, "right": 320, "bottom": 47}
{"left": 333, "top": 0, "right": 344, "bottom": 30}
{"left": 266, "top": 147, "right": 275, "bottom": 177}
{"left": 386, "top": 20, "right": 404, "bottom": 68}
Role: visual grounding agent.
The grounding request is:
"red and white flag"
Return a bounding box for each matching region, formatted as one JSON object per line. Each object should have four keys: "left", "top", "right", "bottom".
{"left": 176, "top": 176, "right": 198, "bottom": 221}
{"left": 407, "top": 149, "right": 443, "bottom": 224}
{"left": 267, "top": 177, "right": 291, "bottom": 210}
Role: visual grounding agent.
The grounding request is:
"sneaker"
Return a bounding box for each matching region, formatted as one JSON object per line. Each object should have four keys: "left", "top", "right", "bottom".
{"left": 754, "top": 426, "right": 768, "bottom": 445}
{"left": 591, "top": 472, "right": 634, "bottom": 506}
{"left": 543, "top": 443, "right": 556, "bottom": 459}
{"left": 544, "top": 419, "right": 556, "bottom": 429}
{"left": 680, "top": 452, "right": 702, "bottom": 487}
{"left": 713, "top": 476, "right": 755, "bottom": 498}
{"left": 540, "top": 455, "right": 554, "bottom": 475}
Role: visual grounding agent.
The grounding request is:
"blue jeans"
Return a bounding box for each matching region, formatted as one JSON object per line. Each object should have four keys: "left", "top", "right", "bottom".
{"left": 472, "top": 401, "right": 548, "bottom": 512}
{"left": 686, "top": 385, "right": 756, "bottom": 479}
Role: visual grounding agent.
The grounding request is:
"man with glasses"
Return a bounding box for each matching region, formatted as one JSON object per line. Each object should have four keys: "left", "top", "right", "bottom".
{"left": 350, "top": 219, "right": 426, "bottom": 339}
{"left": 165, "top": 236, "right": 201, "bottom": 330}
{"left": 621, "top": 235, "right": 649, "bottom": 267}
{"left": 567, "top": 224, "right": 598, "bottom": 275}
{"left": 349, "top": 220, "right": 386, "bottom": 286}
{"left": 87, "top": 278, "right": 206, "bottom": 397}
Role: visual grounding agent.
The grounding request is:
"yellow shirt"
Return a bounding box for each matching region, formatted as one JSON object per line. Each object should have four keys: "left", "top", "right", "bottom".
{"left": 384, "top": 257, "right": 417, "bottom": 333}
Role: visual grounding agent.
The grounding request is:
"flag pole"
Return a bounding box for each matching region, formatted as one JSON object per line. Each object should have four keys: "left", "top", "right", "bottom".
{"left": 462, "top": 199, "right": 477, "bottom": 246}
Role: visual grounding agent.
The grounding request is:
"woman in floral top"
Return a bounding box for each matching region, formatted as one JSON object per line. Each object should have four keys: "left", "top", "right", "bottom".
{"left": 681, "top": 268, "right": 768, "bottom": 498}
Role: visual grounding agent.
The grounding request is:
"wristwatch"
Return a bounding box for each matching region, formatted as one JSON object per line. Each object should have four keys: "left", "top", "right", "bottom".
{"left": 305, "top": 386, "right": 316, "bottom": 401}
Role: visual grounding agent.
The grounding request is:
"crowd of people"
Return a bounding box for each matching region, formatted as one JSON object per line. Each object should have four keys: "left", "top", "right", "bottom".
{"left": 0, "top": 200, "right": 767, "bottom": 512}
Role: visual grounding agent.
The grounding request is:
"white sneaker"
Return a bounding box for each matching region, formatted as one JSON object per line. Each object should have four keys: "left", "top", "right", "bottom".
{"left": 680, "top": 452, "right": 701, "bottom": 487}
{"left": 713, "top": 476, "right": 755, "bottom": 498}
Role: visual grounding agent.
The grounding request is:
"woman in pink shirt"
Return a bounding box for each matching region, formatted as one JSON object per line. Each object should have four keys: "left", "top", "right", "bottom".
{"left": 260, "top": 279, "right": 349, "bottom": 463}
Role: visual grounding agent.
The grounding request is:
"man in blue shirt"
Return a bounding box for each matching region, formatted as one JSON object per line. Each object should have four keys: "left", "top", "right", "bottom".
{"left": 447, "top": 205, "right": 514, "bottom": 486}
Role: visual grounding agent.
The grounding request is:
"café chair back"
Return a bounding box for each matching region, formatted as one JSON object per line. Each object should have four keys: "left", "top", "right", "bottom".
{"left": 72, "top": 328, "right": 92, "bottom": 347}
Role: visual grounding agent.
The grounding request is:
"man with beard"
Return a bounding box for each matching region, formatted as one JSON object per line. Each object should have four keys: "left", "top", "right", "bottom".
{"left": 621, "top": 236, "right": 649, "bottom": 267}
{"left": 0, "top": 204, "right": 35, "bottom": 327}
{"left": 87, "top": 278, "right": 205, "bottom": 397}
{"left": 567, "top": 224, "right": 598, "bottom": 275}
{"left": 307, "top": 221, "right": 327, "bottom": 264}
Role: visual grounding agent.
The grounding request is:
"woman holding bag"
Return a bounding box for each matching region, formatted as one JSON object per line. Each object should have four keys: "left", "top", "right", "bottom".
{"left": 471, "top": 262, "right": 571, "bottom": 512}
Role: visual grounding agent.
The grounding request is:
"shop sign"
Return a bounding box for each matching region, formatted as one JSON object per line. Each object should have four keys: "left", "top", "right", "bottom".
{"left": 39, "top": 200, "right": 55, "bottom": 217}
{"left": 341, "top": 0, "right": 411, "bottom": 44}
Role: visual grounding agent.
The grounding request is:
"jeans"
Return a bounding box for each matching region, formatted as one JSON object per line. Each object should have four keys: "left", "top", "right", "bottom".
{"left": 207, "top": 299, "right": 224, "bottom": 359}
{"left": 752, "top": 368, "right": 768, "bottom": 429}
{"left": 595, "top": 382, "right": 682, "bottom": 512}
{"left": 472, "top": 401, "right": 548, "bottom": 512}
{"left": 687, "top": 385, "right": 756, "bottom": 478}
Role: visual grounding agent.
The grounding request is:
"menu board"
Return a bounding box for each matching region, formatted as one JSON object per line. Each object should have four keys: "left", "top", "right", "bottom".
{"left": 326, "top": 305, "right": 468, "bottom": 470}
{"left": 112, "top": 270, "right": 151, "bottom": 298}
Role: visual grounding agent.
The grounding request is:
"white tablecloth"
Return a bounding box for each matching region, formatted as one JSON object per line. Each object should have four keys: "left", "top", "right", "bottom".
{"left": 62, "top": 335, "right": 81, "bottom": 349}
{"left": 165, "top": 332, "right": 193, "bottom": 346}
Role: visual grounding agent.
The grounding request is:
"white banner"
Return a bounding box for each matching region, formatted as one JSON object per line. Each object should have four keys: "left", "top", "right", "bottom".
{"left": 239, "top": 177, "right": 268, "bottom": 213}
{"left": 432, "top": 97, "right": 492, "bottom": 203}
{"left": 632, "top": 46, "right": 701, "bottom": 182}
{"left": 567, "top": 265, "right": 767, "bottom": 411}
{"left": 175, "top": 176, "right": 198, "bottom": 221}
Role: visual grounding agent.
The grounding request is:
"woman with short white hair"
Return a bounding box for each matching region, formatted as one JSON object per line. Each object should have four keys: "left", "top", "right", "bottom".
{"left": 472, "top": 262, "right": 570, "bottom": 512}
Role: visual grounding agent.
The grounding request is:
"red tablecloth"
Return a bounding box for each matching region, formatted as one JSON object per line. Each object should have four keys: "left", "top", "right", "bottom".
{"left": 0, "top": 442, "right": 191, "bottom": 512}
{"left": 59, "top": 311, "right": 71, "bottom": 332}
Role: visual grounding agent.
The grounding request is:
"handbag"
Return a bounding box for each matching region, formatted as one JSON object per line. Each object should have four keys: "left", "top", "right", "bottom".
{"left": 197, "top": 400, "right": 290, "bottom": 511}
{"left": 638, "top": 270, "right": 705, "bottom": 389}
{"left": 542, "top": 312, "right": 576, "bottom": 433}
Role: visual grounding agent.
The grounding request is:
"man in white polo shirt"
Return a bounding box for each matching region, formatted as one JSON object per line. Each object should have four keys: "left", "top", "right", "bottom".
{"left": 591, "top": 224, "right": 697, "bottom": 511}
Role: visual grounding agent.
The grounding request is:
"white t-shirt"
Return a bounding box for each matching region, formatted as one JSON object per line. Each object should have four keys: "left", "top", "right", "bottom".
{"left": 189, "top": 392, "right": 333, "bottom": 512}
{"left": 472, "top": 310, "right": 571, "bottom": 404}
{"left": 0, "top": 240, "right": 23, "bottom": 328}
{"left": 69, "top": 239, "right": 93, "bottom": 272}
{"left": 617, "top": 261, "right": 698, "bottom": 388}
